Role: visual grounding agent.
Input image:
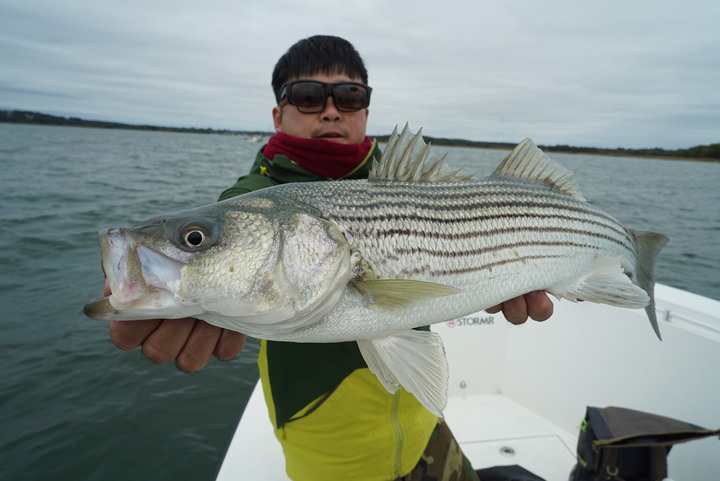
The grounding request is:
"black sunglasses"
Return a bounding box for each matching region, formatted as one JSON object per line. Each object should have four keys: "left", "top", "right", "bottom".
{"left": 279, "top": 80, "right": 372, "bottom": 113}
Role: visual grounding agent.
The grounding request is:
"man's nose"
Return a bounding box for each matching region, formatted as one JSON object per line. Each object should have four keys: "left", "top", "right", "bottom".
{"left": 321, "top": 96, "right": 341, "bottom": 120}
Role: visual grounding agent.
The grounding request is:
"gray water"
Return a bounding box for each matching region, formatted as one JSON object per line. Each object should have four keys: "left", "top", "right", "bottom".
{"left": 1, "top": 124, "right": 718, "bottom": 481}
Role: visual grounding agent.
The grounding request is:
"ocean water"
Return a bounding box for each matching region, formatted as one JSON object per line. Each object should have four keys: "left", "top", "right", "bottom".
{"left": 0, "top": 124, "right": 718, "bottom": 480}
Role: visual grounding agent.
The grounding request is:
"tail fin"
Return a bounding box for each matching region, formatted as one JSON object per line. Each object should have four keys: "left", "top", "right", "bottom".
{"left": 633, "top": 230, "right": 669, "bottom": 340}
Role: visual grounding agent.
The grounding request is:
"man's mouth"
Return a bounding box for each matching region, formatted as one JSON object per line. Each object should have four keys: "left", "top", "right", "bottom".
{"left": 314, "top": 127, "right": 347, "bottom": 141}
{"left": 319, "top": 132, "right": 343, "bottom": 139}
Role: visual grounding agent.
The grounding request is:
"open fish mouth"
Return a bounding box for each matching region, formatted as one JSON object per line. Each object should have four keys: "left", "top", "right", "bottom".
{"left": 84, "top": 229, "right": 184, "bottom": 320}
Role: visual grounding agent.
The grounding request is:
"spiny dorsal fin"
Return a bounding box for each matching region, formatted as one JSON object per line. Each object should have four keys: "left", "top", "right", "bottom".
{"left": 370, "top": 124, "right": 475, "bottom": 182}
{"left": 493, "top": 138, "right": 586, "bottom": 200}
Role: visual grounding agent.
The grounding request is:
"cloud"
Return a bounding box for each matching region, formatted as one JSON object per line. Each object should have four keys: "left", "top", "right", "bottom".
{"left": 1, "top": 0, "right": 718, "bottom": 149}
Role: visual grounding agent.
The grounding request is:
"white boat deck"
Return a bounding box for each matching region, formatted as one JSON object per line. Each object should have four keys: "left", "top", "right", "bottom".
{"left": 217, "top": 384, "right": 577, "bottom": 481}
{"left": 215, "top": 382, "right": 289, "bottom": 481}
{"left": 216, "top": 284, "right": 720, "bottom": 480}
{"left": 442, "top": 393, "right": 577, "bottom": 479}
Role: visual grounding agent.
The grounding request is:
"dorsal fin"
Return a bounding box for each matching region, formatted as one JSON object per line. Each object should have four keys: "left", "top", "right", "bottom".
{"left": 493, "top": 138, "right": 586, "bottom": 200}
{"left": 370, "top": 124, "right": 475, "bottom": 182}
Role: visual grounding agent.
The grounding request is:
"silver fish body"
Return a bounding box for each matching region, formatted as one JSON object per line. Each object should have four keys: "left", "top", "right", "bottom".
{"left": 85, "top": 125, "right": 667, "bottom": 414}
{"left": 264, "top": 174, "right": 664, "bottom": 341}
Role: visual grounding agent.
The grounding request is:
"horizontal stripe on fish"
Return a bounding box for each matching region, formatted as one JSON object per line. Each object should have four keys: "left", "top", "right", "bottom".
{"left": 328, "top": 198, "right": 618, "bottom": 222}
{"left": 314, "top": 179, "right": 569, "bottom": 199}
{"left": 328, "top": 200, "right": 615, "bottom": 219}
{"left": 393, "top": 240, "right": 603, "bottom": 258}
{"left": 402, "top": 254, "right": 565, "bottom": 276}
{"left": 325, "top": 190, "right": 606, "bottom": 211}
{"left": 331, "top": 210, "right": 630, "bottom": 243}
{"left": 310, "top": 183, "right": 624, "bottom": 220}
{"left": 342, "top": 224, "right": 635, "bottom": 252}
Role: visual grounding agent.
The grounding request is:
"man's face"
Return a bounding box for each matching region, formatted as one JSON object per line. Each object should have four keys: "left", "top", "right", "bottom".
{"left": 272, "top": 72, "right": 369, "bottom": 144}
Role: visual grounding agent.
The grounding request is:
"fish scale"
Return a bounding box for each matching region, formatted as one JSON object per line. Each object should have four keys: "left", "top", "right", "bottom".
{"left": 241, "top": 178, "right": 653, "bottom": 347}
{"left": 274, "top": 178, "right": 635, "bottom": 286}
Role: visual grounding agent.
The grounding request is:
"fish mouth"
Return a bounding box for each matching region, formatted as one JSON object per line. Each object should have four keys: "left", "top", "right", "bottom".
{"left": 84, "top": 228, "right": 184, "bottom": 321}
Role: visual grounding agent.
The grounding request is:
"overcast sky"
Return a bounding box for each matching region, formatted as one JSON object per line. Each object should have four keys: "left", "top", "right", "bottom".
{"left": 1, "top": 0, "right": 718, "bottom": 149}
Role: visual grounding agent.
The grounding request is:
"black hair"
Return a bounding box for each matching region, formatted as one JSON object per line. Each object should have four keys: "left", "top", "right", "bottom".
{"left": 271, "top": 35, "right": 369, "bottom": 103}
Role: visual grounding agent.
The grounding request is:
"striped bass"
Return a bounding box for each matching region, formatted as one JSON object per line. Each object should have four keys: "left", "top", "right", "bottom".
{"left": 84, "top": 125, "right": 668, "bottom": 415}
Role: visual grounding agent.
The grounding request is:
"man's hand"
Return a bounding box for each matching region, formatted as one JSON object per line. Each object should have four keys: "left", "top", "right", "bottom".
{"left": 486, "top": 291, "right": 553, "bottom": 325}
{"left": 110, "top": 318, "right": 246, "bottom": 372}
{"left": 104, "top": 283, "right": 246, "bottom": 372}
{"left": 105, "top": 288, "right": 549, "bottom": 370}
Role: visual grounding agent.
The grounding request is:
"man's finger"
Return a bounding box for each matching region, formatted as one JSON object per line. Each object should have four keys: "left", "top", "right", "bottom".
{"left": 110, "top": 319, "right": 162, "bottom": 351}
{"left": 175, "top": 321, "right": 223, "bottom": 372}
{"left": 141, "top": 318, "right": 197, "bottom": 365}
{"left": 525, "top": 291, "right": 554, "bottom": 321}
{"left": 500, "top": 296, "right": 529, "bottom": 325}
{"left": 214, "top": 329, "right": 247, "bottom": 361}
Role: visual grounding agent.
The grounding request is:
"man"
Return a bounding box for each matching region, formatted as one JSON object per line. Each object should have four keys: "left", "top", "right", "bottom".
{"left": 109, "top": 35, "right": 553, "bottom": 480}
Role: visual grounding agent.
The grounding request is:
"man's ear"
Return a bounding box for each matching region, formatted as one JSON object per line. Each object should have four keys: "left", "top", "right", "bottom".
{"left": 272, "top": 106, "right": 283, "bottom": 132}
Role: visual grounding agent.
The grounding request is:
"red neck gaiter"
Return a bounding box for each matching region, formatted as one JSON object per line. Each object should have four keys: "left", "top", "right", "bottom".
{"left": 264, "top": 132, "right": 373, "bottom": 179}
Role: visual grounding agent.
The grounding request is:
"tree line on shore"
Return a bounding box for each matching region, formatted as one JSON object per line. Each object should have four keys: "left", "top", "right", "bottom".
{"left": 411, "top": 135, "right": 720, "bottom": 161}
{"left": 0, "top": 110, "right": 266, "bottom": 136}
{"left": 3, "top": 109, "right": 718, "bottom": 160}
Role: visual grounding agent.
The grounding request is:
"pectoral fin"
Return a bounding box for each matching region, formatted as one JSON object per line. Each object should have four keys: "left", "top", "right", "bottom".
{"left": 353, "top": 279, "right": 459, "bottom": 310}
{"left": 357, "top": 330, "right": 449, "bottom": 416}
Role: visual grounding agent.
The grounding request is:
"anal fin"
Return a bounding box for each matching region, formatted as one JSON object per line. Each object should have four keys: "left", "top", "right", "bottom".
{"left": 357, "top": 330, "right": 449, "bottom": 416}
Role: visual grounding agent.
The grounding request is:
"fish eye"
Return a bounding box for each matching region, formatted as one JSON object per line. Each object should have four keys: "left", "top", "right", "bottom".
{"left": 176, "top": 220, "right": 217, "bottom": 251}
{"left": 182, "top": 228, "right": 207, "bottom": 249}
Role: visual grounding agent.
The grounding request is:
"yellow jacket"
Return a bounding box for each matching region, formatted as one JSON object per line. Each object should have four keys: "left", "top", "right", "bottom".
{"left": 258, "top": 340, "right": 438, "bottom": 481}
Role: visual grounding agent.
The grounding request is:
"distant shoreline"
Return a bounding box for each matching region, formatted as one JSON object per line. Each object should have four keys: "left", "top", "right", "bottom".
{"left": 2, "top": 109, "right": 718, "bottom": 161}
{"left": 0, "top": 109, "right": 269, "bottom": 137}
